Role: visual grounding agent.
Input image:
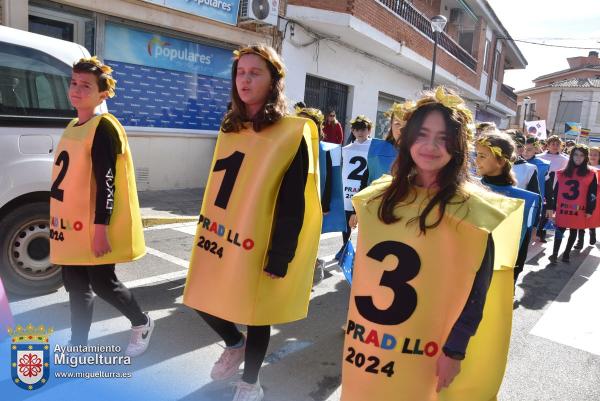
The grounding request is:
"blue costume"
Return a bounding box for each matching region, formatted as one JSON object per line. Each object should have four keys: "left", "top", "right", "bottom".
{"left": 525, "top": 156, "right": 550, "bottom": 202}
{"left": 319, "top": 141, "right": 346, "bottom": 233}
{"left": 366, "top": 138, "right": 397, "bottom": 185}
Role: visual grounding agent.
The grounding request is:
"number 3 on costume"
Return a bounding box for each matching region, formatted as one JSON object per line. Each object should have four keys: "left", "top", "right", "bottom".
{"left": 50, "top": 150, "right": 70, "bottom": 202}
{"left": 355, "top": 241, "right": 420, "bottom": 326}
{"left": 212, "top": 151, "right": 245, "bottom": 209}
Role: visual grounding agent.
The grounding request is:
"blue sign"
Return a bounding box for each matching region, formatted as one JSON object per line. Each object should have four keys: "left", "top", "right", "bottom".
{"left": 144, "top": 0, "right": 240, "bottom": 26}
{"left": 104, "top": 23, "right": 232, "bottom": 130}
{"left": 105, "top": 23, "right": 233, "bottom": 79}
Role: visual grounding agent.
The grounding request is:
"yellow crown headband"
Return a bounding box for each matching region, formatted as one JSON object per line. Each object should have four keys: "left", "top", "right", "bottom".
{"left": 295, "top": 106, "right": 324, "bottom": 127}
{"left": 233, "top": 47, "right": 286, "bottom": 78}
{"left": 350, "top": 115, "right": 373, "bottom": 126}
{"left": 75, "top": 56, "right": 117, "bottom": 98}
{"left": 401, "top": 86, "right": 474, "bottom": 140}
{"left": 475, "top": 137, "right": 511, "bottom": 164}
{"left": 384, "top": 100, "right": 416, "bottom": 120}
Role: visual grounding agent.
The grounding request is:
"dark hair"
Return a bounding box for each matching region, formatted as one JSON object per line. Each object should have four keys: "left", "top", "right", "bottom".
{"left": 220, "top": 45, "right": 287, "bottom": 133}
{"left": 377, "top": 100, "right": 471, "bottom": 233}
{"left": 477, "top": 132, "right": 517, "bottom": 185}
{"left": 384, "top": 114, "right": 400, "bottom": 144}
{"left": 546, "top": 135, "right": 562, "bottom": 145}
{"left": 72, "top": 59, "right": 115, "bottom": 94}
{"left": 326, "top": 108, "right": 338, "bottom": 125}
{"left": 525, "top": 137, "right": 538, "bottom": 145}
{"left": 297, "top": 109, "right": 325, "bottom": 140}
{"left": 564, "top": 145, "right": 591, "bottom": 177}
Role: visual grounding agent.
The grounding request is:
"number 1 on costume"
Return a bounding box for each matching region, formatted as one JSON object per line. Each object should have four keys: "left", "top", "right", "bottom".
{"left": 212, "top": 151, "right": 245, "bottom": 209}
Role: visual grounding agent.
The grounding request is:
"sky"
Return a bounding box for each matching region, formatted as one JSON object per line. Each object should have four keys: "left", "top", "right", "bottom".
{"left": 487, "top": 0, "right": 600, "bottom": 91}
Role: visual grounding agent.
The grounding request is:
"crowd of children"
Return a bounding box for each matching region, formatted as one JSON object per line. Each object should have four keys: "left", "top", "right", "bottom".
{"left": 0, "top": 43, "right": 592, "bottom": 401}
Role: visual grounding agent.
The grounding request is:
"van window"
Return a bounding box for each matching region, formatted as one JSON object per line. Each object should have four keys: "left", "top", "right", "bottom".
{"left": 0, "top": 41, "right": 75, "bottom": 118}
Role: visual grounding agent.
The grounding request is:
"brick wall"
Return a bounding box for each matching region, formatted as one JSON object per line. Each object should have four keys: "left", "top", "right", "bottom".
{"left": 496, "top": 86, "right": 516, "bottom": 111}
{"left": 290, "top": 0, "right": 484, "bottom": 90}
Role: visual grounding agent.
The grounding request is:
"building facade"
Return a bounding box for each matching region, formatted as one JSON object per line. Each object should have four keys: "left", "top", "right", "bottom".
{"left": 2, "top": 0, "right": 525, "bottom": 189}
{"left": 282, "top": 0, "right": 527, "bottom": 138}
{"left": 515, "top": 51, "right": 600, "bottom": 144}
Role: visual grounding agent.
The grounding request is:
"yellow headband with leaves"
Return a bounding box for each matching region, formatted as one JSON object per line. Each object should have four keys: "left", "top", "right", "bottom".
{"left": 75, "top": 56, "right": 117, "bottom": 98}
{"left": 475, "top": 137, "right": 511, "bottom": 164}
{"left": 295, "top": 106, "right": 324, "bottom": 127}
{"left": 401, "top": 86, "right": 474, "bottom": 139}
{"left": 385, "top": 100, "right": 416, "bottom": 120}
{"left": 233, "top": 47, "right": 286, "bottom": 78}
{"left": 350, "top": 115, "right": 373, "bottom": 127}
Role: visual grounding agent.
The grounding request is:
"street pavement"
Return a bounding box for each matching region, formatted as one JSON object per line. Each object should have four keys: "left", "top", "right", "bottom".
{"left": 3, "top": 199, "right": 600, "bottom": 400}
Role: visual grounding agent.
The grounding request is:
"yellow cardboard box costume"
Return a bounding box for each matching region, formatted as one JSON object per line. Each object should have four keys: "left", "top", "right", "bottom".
{"left": 49, "top": 113, "right": 145, "bottom": 265}
{"left": 341, "top": 176, "right": 522, "bottom": 401}
{"left": 183, "top": 116, "right": 321, "bottom": 325}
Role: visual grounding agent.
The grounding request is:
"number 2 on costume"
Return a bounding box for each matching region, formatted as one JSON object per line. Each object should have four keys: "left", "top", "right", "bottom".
{"left": 355, "top": 241, "right": 420, "bottom": 325}
{"left": 212, "top": 151, "right": 245, "bottom": 209}
{"left": 562, "top": 179, "right": 580, "bottom": 201}
{"left": 348, "top": 156, "right": 367, "bottom": 181}
{"left": 50, "top": 150, "right": 70, "bottom": 202}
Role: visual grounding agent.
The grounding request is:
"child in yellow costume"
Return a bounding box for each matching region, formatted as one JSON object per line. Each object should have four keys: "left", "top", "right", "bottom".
{"left": 340, "top": 87, "right": 522, "bottom": 401}
{"left": 183, "top": 45, "right": 321, "bottom": 401}
{"left": 49, "top": 57, "right": 150, "bottom": 356}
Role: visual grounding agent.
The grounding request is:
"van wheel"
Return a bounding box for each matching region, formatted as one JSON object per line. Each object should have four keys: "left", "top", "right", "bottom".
{"left": 0, "top": 202, "right": 62, "bottom": 295}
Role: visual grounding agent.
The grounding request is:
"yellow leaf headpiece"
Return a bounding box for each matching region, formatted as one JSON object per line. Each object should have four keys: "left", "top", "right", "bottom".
{"left": 233, "top": 46, "right": 286, "bottom": 78}
{"left": 75, "top": 56, "right": 117, "bottom": 98}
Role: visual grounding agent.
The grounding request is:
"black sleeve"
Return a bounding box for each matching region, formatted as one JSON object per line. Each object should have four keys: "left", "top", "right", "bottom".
{"left": 587, "top": 174, "right": 597, "bottom": 215}
{"left": 527, "top": 170, "right": 540, "bottom": 195}
{"left": 443, "top": 234, "right": 494, "bottom": 359}
{"left": 321, "top": 151, "right": 333, "bottom": 213}
{"left": 91, "top": 117, "right": 121, "bottom": 225}
{"left": 264, "top": 138, "right": 309, "bottom": 278}
{"left": 548, "top": 178, "right": 559, "bottom": 211}
{"left": 360, "top": 166, "right": 369, "bottom": 192}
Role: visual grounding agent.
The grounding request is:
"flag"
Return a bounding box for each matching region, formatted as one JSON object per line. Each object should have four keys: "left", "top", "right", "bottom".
{"left": 339, "top": 240, "right": 355, "bottom": 285}
{"left": 564, "top": 122, "right": 582, "bottom": 137}
{"left": 525, "top": 120, "right": 547, "bottom": 139}
{"left": 581, "top": 128, "right": 590, "bottom": 137}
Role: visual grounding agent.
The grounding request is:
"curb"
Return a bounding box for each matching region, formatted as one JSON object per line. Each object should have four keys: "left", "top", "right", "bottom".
{"left": 142, "top": 216, "right": 197, "bottom": 228}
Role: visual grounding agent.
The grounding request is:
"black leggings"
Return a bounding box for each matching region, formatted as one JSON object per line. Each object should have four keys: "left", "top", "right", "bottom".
{"left": 577, "top": 228, "right": 597, "bottom": 243}
{"left": 514, "top": 228, "right": 532, "bottom": 284}
{"left": 197, "top": 310, "right": 270, "bottom": 384}
{"left": 552, "top": 228, "right": 583, "bottom": 257}
{"left": 62, "top": 265, "right": 147, "bottom": 346}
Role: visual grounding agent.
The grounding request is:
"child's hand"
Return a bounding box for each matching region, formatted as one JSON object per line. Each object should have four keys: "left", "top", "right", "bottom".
{"left": 93, "top": 224, "right": 112, "bottom": 257}
{"left": 436, "top": 354, "right": 461, "bottom": 392}
{"left": 349, "top": 214, "right": 358, "bottom": 229}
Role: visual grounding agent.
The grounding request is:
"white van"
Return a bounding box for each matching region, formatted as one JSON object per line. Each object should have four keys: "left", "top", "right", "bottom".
{"left": 0, "top": 26, "right": 91, "bottom": 295}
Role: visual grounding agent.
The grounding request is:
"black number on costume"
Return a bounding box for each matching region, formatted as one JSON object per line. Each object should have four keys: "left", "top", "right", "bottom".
{"left": 562, "top": 179, "right": 580, "bottom": 201}
{"left": 365, "top": 356, "right": 380, "bottom": 374}
{"left": 345, "top": 347, "right": 356, "bottom": 364}
{"left": 380, "top": 361, "right": 395, "bottom": 377}
{"left": 348, "top": 156, "right": 367, "bottom": 181}
{"left": 50, "top": 151, "right": 69, "bottom": 202}
{"left": 212, "top": 151, "right": 245, "bottom": 209}
{"left": 355, "top": 241, "right": 420, "bottom": 325}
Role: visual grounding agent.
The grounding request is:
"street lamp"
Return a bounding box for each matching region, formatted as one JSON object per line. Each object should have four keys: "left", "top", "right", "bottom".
{"left": 522, "top": 96, "right": 531, "bottom": 131}
{"left": 429, "top": 15, "right": 447, "bottom": 89}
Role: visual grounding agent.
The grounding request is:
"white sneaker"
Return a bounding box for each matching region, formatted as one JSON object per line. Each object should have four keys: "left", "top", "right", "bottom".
{"left": 211, "top": 336, "right": 246, "bottom": 380}
{"left": 125, "top": 313, "right": 154, "bottom": 357}
{"left": 232, "top": 379, "right": 264, "bottom": 401}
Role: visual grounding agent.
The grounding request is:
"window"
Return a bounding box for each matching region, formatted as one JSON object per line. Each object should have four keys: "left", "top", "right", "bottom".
{"left": 459, "top": 31, "right": 474, "bottom": 55}
{"left": 304, "top": 75, "right": 349, "bottom": 133}
{"left": 493, "top": 49, "right": 502, "bottom": 80}
{"left": 483, "top": 40, "right": 490, "bottom": 71}
{"left": 0, "top": 41, "right": 74, "bottom": 118}
{"left": 103, "top": 22, "right": 233, "bottom": 131}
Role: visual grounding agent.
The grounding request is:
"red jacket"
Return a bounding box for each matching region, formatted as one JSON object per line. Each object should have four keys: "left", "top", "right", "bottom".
{"left": 323, "top": 122, "right": 344, "bottom": 144}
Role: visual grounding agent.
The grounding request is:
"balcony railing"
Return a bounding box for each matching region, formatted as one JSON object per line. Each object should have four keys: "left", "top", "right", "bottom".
{"left": 378, "top": 0, "right": 477, "bottom": 71}
{"left": 500, "top": 84, "right": 517, "bottom": 102}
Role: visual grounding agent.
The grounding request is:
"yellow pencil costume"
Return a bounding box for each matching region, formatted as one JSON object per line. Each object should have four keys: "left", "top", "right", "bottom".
{"left": 49, "top": 113, "right": 145, "bottom": 265}
{"left": 341, "top": 176, "right": 522, "bottom": 401}
{"left": 183, "top": 116, "right": 322, "bottom": 325}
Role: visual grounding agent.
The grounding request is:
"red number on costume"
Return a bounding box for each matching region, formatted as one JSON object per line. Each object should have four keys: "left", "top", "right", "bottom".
{"left": 50, "top": 151, "right": 70, "bottom": 202}
{"left": 212, "top": 151, "right": 245, "bottom": 209}
{"left": 355, "top": 241, "right": 420, "bottom": 325}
